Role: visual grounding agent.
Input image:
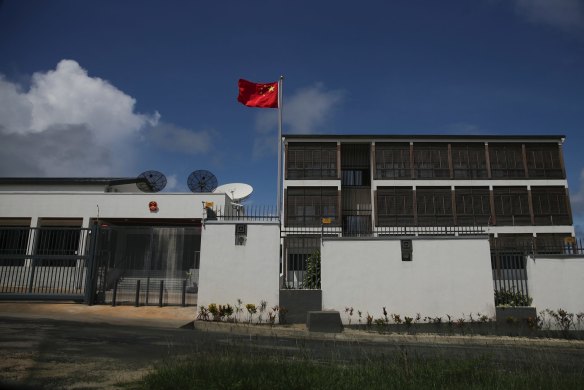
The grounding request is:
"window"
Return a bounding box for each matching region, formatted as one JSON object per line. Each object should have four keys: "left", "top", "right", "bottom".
{"left": 375, "top": 143, "right": 411, "bottom": 179}
{"left": 492, "top": 187, "right": 531, "bottom": 225}
{"left": 284, "top": 236, "right": 319, "bottom": 288}
{"left": 342, "top": 188, "right": 372, "bottom": 235}
{"left": 287, "top": 142, "right": 337, "bottom": 179}
{"left": 489, "top": 143, "right": 525, "bottom": 178}
{"left": 285, "top": 187, "right": 338, "bottom": 226}
{"left": 455, "top": 187, "right": 491, "bottom": 226}
{"left": 536, "top": 234, "right": 572, "bottom": 254}
{"left": 376, "top": 187, "right": 415, "bottom": 226}
{"left": 413, "top": 143, "right": 450, "bottom": 179}
{"left": 531, "top": 186, "right": 571, "bottom": 225}
{"left": 416, "top": 187, "right": 454, "bottom": 226}
{"left": 0, "top": 227, "right": 29, "bottom": 266}
{"left": 525, "top": 143, "right": 564, "bottom": 179}
{"left": 341, "top": 144, "right": 371, "bottom": 186}
{"left": 451, "top": 143, "right": 488, "bottom": 179}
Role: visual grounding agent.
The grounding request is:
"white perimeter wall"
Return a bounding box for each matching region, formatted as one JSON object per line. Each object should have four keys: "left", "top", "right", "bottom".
{"left": 0, "top": 193, "right": 228, "bottom": 221}
{"left": 526, "top": 255, "right": 584, "bottom": 313}
{"left": 197, "top": 222, "right": 280, "bottom": 317}
{"left": 321, "top": 237, "right": 495, "bottom": 323}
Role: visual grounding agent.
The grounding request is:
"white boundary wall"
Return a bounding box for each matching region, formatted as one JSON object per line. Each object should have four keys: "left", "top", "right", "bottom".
{"left": 526, "top": 255, "right": 584, "bottom": 313}
{"left": 0, "top": 192, "right": 228, "bottom": 221}
{"left": 321, "top": 237, "right": 495, "bottom": 323}
{"left": 197, "top": 222, "right": 280, "bottom": 317}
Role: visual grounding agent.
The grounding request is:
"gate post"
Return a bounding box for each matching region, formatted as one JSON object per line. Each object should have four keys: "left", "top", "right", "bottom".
{"left": 84, "top": 223, "right": 100, "bottom": 305}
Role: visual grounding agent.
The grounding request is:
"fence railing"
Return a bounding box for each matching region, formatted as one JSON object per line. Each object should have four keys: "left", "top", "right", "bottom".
{"left": 281, "top": 225, "right": 486, "bottom": 237}
{"left": 210, "top": 205, "right": 279, "bottom": 222}
{"left": 0, "top": 227, "right": 94, "bottom": 300}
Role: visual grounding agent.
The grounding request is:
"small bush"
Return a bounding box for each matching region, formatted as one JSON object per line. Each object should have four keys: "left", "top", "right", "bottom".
{"left": 494, "top": 289, "right": 533, "bottom": 307}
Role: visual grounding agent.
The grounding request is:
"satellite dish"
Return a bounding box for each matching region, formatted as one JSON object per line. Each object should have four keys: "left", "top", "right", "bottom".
{"left": 213, "top": 183, "right": 253, "bottom": 202}
{"left": 136, "top": 170, "right": 167, "bottom": 193}
{"left": 187, "top": 170, "right": 218, "bottom": 193}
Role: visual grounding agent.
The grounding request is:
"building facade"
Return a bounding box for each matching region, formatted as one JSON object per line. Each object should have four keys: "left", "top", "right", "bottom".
{"left": 0, "top": 177, "right": 231, "bottom": 303}
{"left": 281, "top": 134, "right": 575, "bottom": 287}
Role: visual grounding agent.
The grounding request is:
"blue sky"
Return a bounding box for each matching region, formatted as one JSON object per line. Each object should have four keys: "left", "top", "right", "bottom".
{"left": 0, "top": 0, "right": 583, "bottom": 231}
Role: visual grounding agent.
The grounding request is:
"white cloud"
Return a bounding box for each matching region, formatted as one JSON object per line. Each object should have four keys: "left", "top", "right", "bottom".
{"left": 0, "top": 60, "right": 158, "bottom": 176}
{"left": 253, "top": 83, "right": 344, "bottom": 158}
{"left": 164, "top": 174, "right": 180, "bottom": 192}
{"left": 0, "top": 59, "right": 210, "bottom": 179}
{"left": 510, "top": 0, "right": 584, "bottom": 32}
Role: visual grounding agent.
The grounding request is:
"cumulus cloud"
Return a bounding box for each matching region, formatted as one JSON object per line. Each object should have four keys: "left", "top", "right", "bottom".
{"left": 0, "top": 59, "right": 211, "bottom": 179}
{"left": 0, "top": 60, "right": 158, "bottom": 176}
{"left": 253, "top": 83, "right": 344, "bottom": 158}
{"left": 164, "top": 174, "right": 181, "bottom": 192}
{"left": 510, "top": 0, "right": 584, "bottom": 32}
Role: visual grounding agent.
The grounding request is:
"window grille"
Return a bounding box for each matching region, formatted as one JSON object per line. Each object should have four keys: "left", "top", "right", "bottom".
{"left": 342, "top": 187, "right": 372, "bottom": 235}
{"left": 455, "top": 187, "right": 491, "bottom": 226}
{"left": 286, "top": 142, "right": 337, "bottom": 179}
{"left": 0, "top": 227, "right": 29, "bottom": 266}
{"left": 451, "top": 143, "right": 488, "bottom": 179}
{"left": 375, "top": 143, "right": 411, "bottom": 179}
{"left": 376, "top": 187, "right": 415, "bottom": 226}
{"left": 535, "top": 234, "right": 571, "bottom": 254}
{"left": 285, "top": 187, "right": 338, "bottom": 227}
{"left": 531, "top": 186, "right": 570, "bottom": 225}
{"left": 413, "top": 143, "right": 450, "bottom": 179}
{"left": 35, "top": 228, "right": 81, "bottom": 266}
{"left": 492, "top": 187, "right": 531, "bottom": 226}
{"left": 416, "top": 187, "right": 454, "bottom": 226}
{"left": 283, "top": 236, "right": 320, "bottom": 289}
{"left": 341, "top": 144, "right": 371, "bottom": 186}
{"left": 525, "top": 143, "right": 564, "bottom": 179}
{"left": 489, "top": 143, "right": 525, "bottom": 178}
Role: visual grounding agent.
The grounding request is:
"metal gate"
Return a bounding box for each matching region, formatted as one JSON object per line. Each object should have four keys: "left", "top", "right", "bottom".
{"left": 93, "top": 225, "right": 200, "bottom": 306}
{"left": 0, "top": 226, "right": 97, "bottom": 302}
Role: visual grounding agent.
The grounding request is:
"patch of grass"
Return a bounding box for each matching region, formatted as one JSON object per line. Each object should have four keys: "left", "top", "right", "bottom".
{"left": 138, "top": 352, "right": 584, "bottom": 389}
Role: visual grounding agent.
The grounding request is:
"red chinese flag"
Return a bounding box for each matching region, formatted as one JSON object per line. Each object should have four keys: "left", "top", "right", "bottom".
{"left": 237, "top": 79, "right": 278, "bottom": 108}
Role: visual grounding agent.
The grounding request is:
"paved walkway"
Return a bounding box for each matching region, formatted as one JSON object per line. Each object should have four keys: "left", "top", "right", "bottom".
{"left": 0, "top": 301, "right": 196, "bottom": 328}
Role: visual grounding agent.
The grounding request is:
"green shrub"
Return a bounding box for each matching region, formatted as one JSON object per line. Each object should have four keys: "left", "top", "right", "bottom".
{"left": 494, "top": 289, "right": 533, "bottom": 307}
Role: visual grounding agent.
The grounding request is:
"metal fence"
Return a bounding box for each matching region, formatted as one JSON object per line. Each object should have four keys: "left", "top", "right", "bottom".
{"left": 0, "top": 227, "right": 95, "bottom": 301}
{"left": 94, "top": 226, "right": 200, "bottom": 306}
{"left": 210, "top": 205, "right": 279, "bottom": 222}
{"left": 490, "top": 237, "right": 584, "bottom": 299}
{"left": 281, "top": 225, "right": 486, "bottom": 238}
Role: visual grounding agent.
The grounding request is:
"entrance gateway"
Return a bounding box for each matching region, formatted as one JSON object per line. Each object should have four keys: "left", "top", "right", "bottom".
{"left": 0, "top": 223, "right": 202, "bottom": 306}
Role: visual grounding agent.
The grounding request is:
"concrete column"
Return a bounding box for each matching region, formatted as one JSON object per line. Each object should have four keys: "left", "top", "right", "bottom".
{"left": 24, "top": 217, "right": 39, "bottom": 267}
{"left": 485, "top": 143, "right": 492, "bottom": 179}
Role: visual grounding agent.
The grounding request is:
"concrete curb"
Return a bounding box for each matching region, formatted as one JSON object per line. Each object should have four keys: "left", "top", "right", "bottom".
{"left": 193, "top": 320, "right": 584, "bottom": 348}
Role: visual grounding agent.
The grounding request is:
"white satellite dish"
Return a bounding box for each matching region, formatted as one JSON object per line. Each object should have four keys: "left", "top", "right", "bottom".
{"left": 213, "top": 183, "right": 253, "bottom": 202}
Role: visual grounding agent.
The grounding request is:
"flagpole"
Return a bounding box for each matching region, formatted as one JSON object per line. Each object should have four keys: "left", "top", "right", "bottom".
{"left": 277, "top": 75, "right": 284, "bottom": 220}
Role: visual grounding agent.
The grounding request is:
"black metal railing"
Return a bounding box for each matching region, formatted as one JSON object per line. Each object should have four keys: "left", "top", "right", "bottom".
{"left": 490, "top": 237, "right": 584, "bottom": 301}
{"left": 0, "top": 227, "right": 94, "bottom": 300}
{"left": 211, "top": 205, "right": 279, "bottom": 222}
{"left": 94, "top": 226, "right": 200, "bottom": 307}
